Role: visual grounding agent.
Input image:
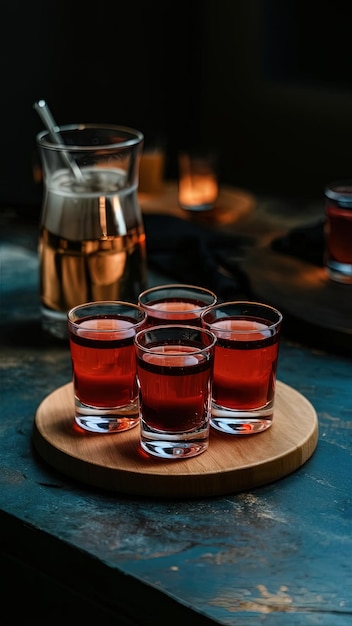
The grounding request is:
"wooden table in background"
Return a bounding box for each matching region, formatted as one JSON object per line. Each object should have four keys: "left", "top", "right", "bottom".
{"left": 139, "top": 181, "right": 257, "bottom": 226}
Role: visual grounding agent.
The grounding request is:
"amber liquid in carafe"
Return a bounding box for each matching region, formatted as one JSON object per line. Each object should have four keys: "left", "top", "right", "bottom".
{"left": 39, "top": 168, "right": 147, "bottom": 339}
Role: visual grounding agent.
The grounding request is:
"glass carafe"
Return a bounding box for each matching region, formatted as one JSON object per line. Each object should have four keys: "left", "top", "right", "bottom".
{"left": 36, "top": 124, "right": 147, "bottom": 340}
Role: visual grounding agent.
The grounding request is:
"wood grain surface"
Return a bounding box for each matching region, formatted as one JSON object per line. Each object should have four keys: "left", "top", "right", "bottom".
{"left": 33, "top": 380, "right": 318, "bottom": 498}
{"left": 138, "top": 181, "right": 256, "bottom": 226}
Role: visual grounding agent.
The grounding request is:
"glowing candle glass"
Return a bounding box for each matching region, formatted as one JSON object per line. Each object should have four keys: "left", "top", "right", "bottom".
{"left": 178, "top": 152, "right": 218, "bottom": 212}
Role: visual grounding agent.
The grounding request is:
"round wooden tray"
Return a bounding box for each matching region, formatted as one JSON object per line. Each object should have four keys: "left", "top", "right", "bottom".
{"left": 32, "top": 381, "right": 318, "bottom": 498}
{"left": 138, "top": 181, "right": 256, "bottom": 226}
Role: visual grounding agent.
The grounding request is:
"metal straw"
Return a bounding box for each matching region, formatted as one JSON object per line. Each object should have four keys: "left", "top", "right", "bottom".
{"left": 33, "top": 99, "right": 84, "bottom": 182}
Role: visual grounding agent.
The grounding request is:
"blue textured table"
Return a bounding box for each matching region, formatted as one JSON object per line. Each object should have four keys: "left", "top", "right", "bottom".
{"left": 1, "top": 203, "right": 351, "bottom": 625}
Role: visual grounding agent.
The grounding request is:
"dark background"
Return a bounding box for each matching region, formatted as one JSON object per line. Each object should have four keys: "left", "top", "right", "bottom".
{"left": 1, "top": 0, "right": 352, "bottom": 209}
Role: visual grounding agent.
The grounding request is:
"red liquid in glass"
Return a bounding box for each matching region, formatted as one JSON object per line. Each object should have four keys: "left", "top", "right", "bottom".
{"left": 137, "top": 345, "right": 213, "bottom": 431}
{"left": 211, "top": 319, "right": 279, "bottom": 410}
{"left": 143, "top": 297, "right": 207, "bottom": 327}
{"left": 325, "top": 204, "right": 352, "bottom": 264}
{"left": 69, "top": 316, "right": 137, "bottom": 408}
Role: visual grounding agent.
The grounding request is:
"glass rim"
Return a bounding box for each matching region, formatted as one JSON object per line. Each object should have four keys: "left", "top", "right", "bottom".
{"left": 325, "top": 180, "right": 352, "bottom": 205}
{"left": 67, "top": 300, "right": 146, "bottom": 331}
{"left": 36, "top": 123, "right": 144, "bottom": 151}
{"left": 134, "top": 323, "right": 217, "bottom": 354}
{"left": 138, "top": 283, "right": 217, "bottom": 313}
{"left": 200, "top": 300, "right": 283, "bottom": 331}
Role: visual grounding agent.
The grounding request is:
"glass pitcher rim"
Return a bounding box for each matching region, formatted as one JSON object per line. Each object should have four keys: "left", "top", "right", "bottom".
{"left": 36, "top": 123, "right": 144, "bottom": 151}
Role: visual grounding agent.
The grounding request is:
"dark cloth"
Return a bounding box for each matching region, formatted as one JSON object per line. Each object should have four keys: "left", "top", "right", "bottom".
{"left": 143, "top": 214, "right": 254, "bottom": 301}
{"left": 271, "top": 219, "right": 325, "bottom": 266}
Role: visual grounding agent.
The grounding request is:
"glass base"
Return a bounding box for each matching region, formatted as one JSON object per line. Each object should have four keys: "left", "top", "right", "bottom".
{"left": 211, "top": 402, "right": 273, "bottom": 435}
{"left": 75, "top": 399, "right": 139, "bottom": 433}
{"left": 179, "top": 202, "right": 214, "bottom": 212}
{"left": 140, "top": 421, "right": 209, "bottom": 459}
{"left": 41, "top": 306, "right": 68, "bottom": 340}
{"left": 325, "top": 260, "right": 352, "bottom": 284}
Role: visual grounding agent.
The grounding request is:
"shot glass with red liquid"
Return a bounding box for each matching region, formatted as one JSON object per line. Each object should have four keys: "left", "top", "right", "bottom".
{"left": 134, "top": 324, "right": 216, "bottom": 459}
{"left": 138, "top": 283, "right": 217, "bottom": 327}
{"left": 201, "top": 301, "right": 282, "bottom": 435}
{"left": 67, "top": 301, "right": 146, "bottom": 433}
{"left": 324, "top": 181, "right": 352, "bottom": 284}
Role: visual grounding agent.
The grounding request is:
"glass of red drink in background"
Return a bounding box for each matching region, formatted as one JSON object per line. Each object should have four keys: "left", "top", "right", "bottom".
{"left": 324, "top": 181, "right": 352, "bottom": 284}
{"left": 138, "top": 284, "right": 217, "bottom": 327}
{"left": 134, "top": 324, "right": 216, "bottom": 459}
{"left": 201, "top": 301, "right": 282, "bottom": 435}
{"left": 67, "top": 301, "right": 146, "bottom": 433}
